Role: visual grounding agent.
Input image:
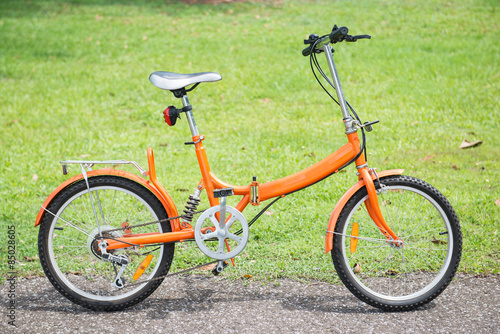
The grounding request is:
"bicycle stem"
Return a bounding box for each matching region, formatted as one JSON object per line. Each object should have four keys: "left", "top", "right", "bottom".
{"left": 322, "top": 45, "right": 356, "bottom": 134}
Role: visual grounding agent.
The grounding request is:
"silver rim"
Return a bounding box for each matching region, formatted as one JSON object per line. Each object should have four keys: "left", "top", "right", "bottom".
{"left": 47, "top": 186, "right": 165, "bottom": 302}
{"left": 340, "top": 185, "right": 453, "bottom": 302}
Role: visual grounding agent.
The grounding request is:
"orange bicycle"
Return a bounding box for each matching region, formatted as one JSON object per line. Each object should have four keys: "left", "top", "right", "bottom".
{"left": 35, "top": 25, "right": 462, "bottom": 312}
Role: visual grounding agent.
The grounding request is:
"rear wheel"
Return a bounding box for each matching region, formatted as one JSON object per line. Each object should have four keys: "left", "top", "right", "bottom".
{"left": 38, "top": 176, "right": 174, "bottom": 311}
{"left": 331, "top": 175, "right": 461, "bottom": 311}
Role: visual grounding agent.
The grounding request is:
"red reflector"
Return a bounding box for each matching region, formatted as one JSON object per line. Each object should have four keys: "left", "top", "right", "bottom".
{"left": 163, "top": 106, "right": 177, "bottom": 126}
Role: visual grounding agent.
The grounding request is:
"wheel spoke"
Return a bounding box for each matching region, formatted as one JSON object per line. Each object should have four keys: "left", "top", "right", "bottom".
{"left": 41, "top": 177, "right": 174, "bottom": 310}
{"left": 333, "top": 176, "right": 460, "bottom": 310}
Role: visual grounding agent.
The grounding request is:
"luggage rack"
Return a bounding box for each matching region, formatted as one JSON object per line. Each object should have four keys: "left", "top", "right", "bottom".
{"left": 60, "top": 159, "right": 148, "bottom": 177}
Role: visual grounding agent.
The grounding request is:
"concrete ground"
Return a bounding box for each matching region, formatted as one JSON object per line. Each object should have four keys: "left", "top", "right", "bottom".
{"left": 1, "top": 274, "right": 499, "bottom": 333}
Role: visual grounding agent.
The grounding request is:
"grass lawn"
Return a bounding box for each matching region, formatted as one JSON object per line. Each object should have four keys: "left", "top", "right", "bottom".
{"left": 0, "top": 0, "right": 498, "bottom": 282}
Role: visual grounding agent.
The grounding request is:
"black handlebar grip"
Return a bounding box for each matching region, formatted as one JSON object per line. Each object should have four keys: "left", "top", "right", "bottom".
{"left": 302, "top": 45, "right": 312, "bottom": 57}
{"left": 330, "top": 26, "right": 348, "bottom": 43}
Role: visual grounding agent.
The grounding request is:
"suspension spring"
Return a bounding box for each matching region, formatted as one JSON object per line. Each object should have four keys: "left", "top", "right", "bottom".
{"left": 182, "top": 195, "right": 201, "bottom": 222}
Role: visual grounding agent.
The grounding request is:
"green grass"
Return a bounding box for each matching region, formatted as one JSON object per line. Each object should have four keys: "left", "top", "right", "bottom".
{"left": 0, "top": 0, "right": 498, "bottom": 282}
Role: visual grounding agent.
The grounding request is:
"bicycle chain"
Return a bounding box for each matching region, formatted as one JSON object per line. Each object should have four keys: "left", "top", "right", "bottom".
{"left": 111, "top": 259, "right": 218, "bottom": 291}
{"left": 104, "top": 209, "right": 220, "bottom": 291}
{"left": 107, "top": 197, "right": 282, "bottom": 291}
{"left": 104, "top": 209, "right": 206, "bottom": 233}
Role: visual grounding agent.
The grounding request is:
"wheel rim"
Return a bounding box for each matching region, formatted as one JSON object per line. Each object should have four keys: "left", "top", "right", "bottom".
{"left": 340, "top": 185, "right": 453, "bottom": 302}
{"left": 47, "top": 186, "right": 165, "bottom": 302}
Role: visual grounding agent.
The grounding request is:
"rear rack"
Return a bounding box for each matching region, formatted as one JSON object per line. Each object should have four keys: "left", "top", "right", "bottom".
{"left": 60, "top": 160, "right": 148, "bottom": 176}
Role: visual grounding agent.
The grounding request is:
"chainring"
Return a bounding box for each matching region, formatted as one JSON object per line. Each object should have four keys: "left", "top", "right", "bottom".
{"left": 194, "top": 205, "right": 249, "bottom": 260}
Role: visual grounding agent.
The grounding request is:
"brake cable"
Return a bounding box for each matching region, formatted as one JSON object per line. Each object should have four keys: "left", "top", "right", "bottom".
{"left": 308, "top": 38, "right": 367, "bottom": 167}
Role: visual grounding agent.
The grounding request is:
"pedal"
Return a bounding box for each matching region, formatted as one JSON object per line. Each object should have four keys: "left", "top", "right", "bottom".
{"left": 212, "top": 261, "right": 228, "bottom": 276}
{"left": 213, "top": 188, "right": 234, "bottom": 198}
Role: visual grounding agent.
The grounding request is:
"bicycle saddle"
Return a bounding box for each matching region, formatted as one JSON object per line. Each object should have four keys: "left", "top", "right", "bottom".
{"left": 149, "top": 71, "right": 222, "bottom": 91}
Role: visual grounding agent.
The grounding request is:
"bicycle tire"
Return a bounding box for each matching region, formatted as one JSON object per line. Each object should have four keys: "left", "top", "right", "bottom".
{"left": 38, "top": 175, "right": 175, "bottom": 311}
{"left": 331, "top": 175, "right": 461, "bottom": 311}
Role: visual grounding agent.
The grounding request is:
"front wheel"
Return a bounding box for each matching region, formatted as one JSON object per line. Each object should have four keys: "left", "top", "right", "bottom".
{"left": 331, "top": 175, "right": 462, "bottom": 311}
{"left": 38, "top": 176, "right": 175, "bottom": 311}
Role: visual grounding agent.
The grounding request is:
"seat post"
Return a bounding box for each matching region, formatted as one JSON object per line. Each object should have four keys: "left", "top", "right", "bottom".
{"left": 181, "top": 94, "right": 199, "bottom": 137}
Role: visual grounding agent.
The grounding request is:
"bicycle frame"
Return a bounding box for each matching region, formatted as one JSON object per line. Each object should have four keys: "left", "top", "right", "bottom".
{"left": 102, "top": 44, "right": 402, "bottom": 251}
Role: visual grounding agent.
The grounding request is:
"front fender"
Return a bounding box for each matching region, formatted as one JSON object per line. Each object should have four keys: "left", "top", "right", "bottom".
{"left": 34, "top": 168, "right": 180, "bottom": 230}
{"left": 324, "top": 169, "right": 404, "bottom": 253}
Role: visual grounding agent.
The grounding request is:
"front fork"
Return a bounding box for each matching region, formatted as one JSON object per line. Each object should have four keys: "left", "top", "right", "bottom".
{"left": 359, "top": 167, "right": 402, "bottom": 246}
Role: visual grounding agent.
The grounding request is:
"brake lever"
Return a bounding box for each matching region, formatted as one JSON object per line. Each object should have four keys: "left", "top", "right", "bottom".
{"left": 345, "top": 34, "right": 371, "bottom": 42}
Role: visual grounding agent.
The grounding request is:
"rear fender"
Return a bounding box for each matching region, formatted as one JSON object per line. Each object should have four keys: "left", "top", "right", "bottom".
{"left": 324, "top": 169, "right": 404, "bottom": 253}
{"left": 34, "top": 168, "right": 180, "bottom": 231}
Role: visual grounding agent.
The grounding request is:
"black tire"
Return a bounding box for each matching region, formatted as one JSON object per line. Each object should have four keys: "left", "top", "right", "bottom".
{"left": 331, "top": 175, "right": 461, "bottom": 311}
{"left": 38, "top": 176, "right": 175, "bottom": 311}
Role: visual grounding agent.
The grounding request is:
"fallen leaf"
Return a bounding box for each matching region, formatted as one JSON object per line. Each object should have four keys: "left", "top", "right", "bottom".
{"left": 264, "top": 211, "right": 273, "bottom": 215}
{"left": 382, "top": 200, "right": 391, "bottom": 206}
{"left": 353, "top": 263, "right": 361, "bottom": 273}
{"left": 80, "top": 154, "right": 90, "bottom": 158}
{"left": 160, "top": 143, "right": 168, "bottom": 147}
{"left": 459, "top": 139, "right": 483, "bottom": 149}
{"left": 385, "top": 269, "right": 398, "bottom": 276}
{"left": 423, "top": 155, "right": 435, "bottom": 161}
{"left": 243, "top": 274, "right": 252, "bottom": 279}
{"left": 199, "top": 264, "right": 216, "bottom": 272}
{"left": 431, "top": 236, "right": 447, "bottom": 245}
{"left": 32, "top": 174, "right": 38, "bottom": 181}
{"left": 411, "top": 121, "right": 419, "bottom": 126}
{"left": 452, "top": 165, "right": 459, "bottom": 170}
{"left": 495, "top": 198, "right": 500, "bottom": 207}
{"left": 305, "top": 152, "right": 316, "bottom": 158}
{"left": 142, "top": 35, "right": 147, "bottom": 41}
{"left": 241, "top": 147, "right": 247, "bottom": 150}
{"left": 261, "top": 98, "right": 271, "bottom": 103}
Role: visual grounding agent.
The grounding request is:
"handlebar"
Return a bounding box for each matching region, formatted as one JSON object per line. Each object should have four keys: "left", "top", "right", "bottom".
{"left": 302, "top": 25, "right": 370, "bottom": 56}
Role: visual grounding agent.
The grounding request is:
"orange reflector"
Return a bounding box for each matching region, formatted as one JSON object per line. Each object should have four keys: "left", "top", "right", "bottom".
{"left": 350, "top": 222, "right": 359, "bottom": 253}
{"left": 133, "top": 254, "right": 153, "bottom": 281}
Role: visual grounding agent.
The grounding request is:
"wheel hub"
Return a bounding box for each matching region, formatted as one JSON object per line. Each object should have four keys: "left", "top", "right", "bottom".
{"left": 86, "top": 225, "right": 122, "bottom": 261}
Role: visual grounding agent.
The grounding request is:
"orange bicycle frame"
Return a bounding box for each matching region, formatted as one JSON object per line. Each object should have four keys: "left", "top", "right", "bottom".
{"left": 105, "top": 128, "right": 400, "bottom": 250}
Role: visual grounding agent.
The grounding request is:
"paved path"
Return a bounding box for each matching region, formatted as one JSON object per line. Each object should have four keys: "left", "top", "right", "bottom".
{"left": 1, "top": 274, "right": 499, "bottom": 333}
